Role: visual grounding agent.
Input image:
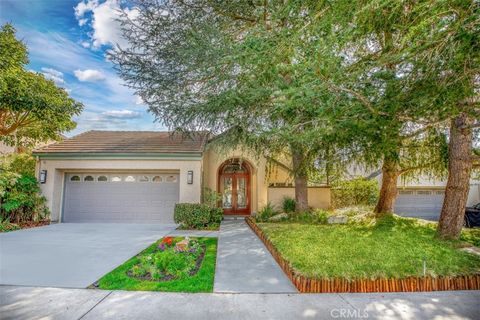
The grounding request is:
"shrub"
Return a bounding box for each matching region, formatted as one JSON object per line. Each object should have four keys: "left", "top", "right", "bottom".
{"left": 332, "top": 178, "right": 379, "bottom": 209}
{"left": 282, "top": 196, "right": 296, "bottom": 213}
{"left": 287, "top": 209, "right": 330, "bottom": 224}
{"left": 174, "top": 203, "right": 222, "bottom": 229}
{"left": 0, "top": 220, "right": 20, "bottom": 232}
{"left": 0, "top": 173, "right": 49, "bottom": 223}
{"left": 0, "top": 153, "right": 36, "bottom": 176}
{"left": 202, "top": 187, "right": 222, "bottom": 208}
{"left": 256, "top": 202, "right": 278, "bottom": 222}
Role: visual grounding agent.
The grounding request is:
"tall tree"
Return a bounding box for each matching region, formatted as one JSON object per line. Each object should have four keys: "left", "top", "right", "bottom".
{"left": 112, "top": 0, "right": 335, "bottom": 211}
{"left": 0, "top": 24, "right": 83, "bottom": 148}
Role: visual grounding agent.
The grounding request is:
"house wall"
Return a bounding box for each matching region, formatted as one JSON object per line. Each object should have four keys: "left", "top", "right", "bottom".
{"left": 36, "top": 158, "right": 202, "bottom": 222}
{"left": 267, "top": 187, "right": 331, "bottom": 211}
{"left": 203, "top": 145, "right": 331, "bottom": 212}
{"left": 203, "top": 146, "right": 268, "bottom": 213}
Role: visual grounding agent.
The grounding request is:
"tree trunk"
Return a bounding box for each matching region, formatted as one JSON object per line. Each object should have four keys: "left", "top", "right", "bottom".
{"left": 374, "top": 157, "right": 400, "bottom": 217}
{"left": 291, "top": 146, "right": 309, "bottom": 212}
{"left": 437, "top": 113, "right": 473, "bottom": 240}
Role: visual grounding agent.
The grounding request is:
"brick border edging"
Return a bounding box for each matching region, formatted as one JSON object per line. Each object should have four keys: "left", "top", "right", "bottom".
{"left": 245, "top": 217, "right": 480, "bottom": 293}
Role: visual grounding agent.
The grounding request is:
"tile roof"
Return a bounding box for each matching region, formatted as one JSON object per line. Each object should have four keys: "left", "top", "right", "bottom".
{"left": 33, "top": 131, "right": 208, "bottom": 154}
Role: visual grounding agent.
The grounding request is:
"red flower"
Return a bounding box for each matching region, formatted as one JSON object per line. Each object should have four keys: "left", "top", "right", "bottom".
{"left": 162, "top": 237, "right": 173, "bottom": 246}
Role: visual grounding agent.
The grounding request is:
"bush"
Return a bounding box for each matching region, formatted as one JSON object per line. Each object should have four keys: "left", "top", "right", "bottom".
{"left": 174, "top": 203, "right": 222, "bottom": 230}
{"left": 332, "top": 178, "right": 379, "bottom": 208}
{"left": 0, "top": 153, "right": 49, "bottom": 223}
{"left": 282, "top": 196, "right": 296, "bottom": 213}
{"left": 202, "top": 187, "right": 222, "bottom": 208}
{"left": 287, "top": 209, "right": 330, "bottom": 224}
{"left": 255, "top": 202, "right": 278, "bottom": 222}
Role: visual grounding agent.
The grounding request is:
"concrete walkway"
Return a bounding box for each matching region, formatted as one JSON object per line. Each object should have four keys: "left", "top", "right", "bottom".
{"left": 213, "top": 219, "right": 297, "bottom": 293}
{"left": 1, "top": 286, "right": 479, "bottom": 320}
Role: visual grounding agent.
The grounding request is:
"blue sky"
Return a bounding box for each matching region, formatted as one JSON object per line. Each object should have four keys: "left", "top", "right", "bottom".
{"left": 0, "top": 0, "right": 163, "bottom": 136}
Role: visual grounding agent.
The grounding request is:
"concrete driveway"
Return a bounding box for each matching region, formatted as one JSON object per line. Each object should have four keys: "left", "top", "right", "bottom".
{"left": 0, "top": 223, "right": 175, "bottom": 288}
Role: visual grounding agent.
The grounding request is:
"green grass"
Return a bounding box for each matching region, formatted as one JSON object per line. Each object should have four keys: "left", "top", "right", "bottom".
{"left": 258, "top": 215, "right": 480, "bottom": 280}
{"left": 461, "top": 228, "right": 480, "bottom": 247}
{"left": 97, "top": 237, "right": 217, "bottom": 292}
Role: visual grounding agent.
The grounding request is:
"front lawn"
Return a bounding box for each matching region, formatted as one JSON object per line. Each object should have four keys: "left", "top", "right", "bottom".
{"left": 257, "top": 215, "right": 480, "bottom": 280}
{"left": 96, "top": 237, "right": 217, "bottom": 292}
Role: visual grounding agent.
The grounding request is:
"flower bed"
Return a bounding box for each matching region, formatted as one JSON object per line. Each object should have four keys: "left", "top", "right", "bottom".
{"left": 127, "top": 237, "right": 206, "bottom": 282}
{"left": 96, "top": 236, "right": 217, "bottom": 292}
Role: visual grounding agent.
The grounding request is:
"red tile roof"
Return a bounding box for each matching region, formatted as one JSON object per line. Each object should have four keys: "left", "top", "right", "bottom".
{"left": 34, "top": 131, "right": 208, "bottom": 154}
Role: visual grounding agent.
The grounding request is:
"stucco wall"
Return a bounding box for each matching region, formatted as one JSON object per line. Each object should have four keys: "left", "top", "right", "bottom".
{"left": 203, "top": 146, "right": 268, "bottom": 213}
{"left": 37, "top": 158, "right": 202, "bottom": 222}
{"left": 267, "top": 187, "right": 331, "bottom": 211}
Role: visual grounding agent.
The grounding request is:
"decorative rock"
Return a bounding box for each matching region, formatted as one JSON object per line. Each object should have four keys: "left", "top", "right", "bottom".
{"left": 327, "top": 215, "right": 348, "bottom": 224}
{"left": 174, "top": 239, "right": 189, "bottom": 252}
{"left": 269, "top": 213, "right": 289, "bottom": 222}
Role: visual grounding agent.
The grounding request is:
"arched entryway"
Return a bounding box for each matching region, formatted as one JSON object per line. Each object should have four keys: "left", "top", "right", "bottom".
{"left": 218, "top": 158, "right": 251, "bottom": 215}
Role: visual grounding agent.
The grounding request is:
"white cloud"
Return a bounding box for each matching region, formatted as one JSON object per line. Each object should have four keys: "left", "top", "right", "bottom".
{"left": 78, "top": 18, "right": 88, "bottom": 26}
{"left": 102, "top": 109, "right": 142, "bottom": 119}
{"left": 74, "top": 69, "right": 106, "bottom": 82}
{"left": 41, "top": 67, "right": 65, "bottom": 85}
{"left": 74, "top": 0, "right": 98, "bottom": 19}
{"left": 80, "top": 41, "right": 90, "bottom": 48}
{"left": 73, "top": 0, "right": 138, "bottom": 49}
{"left": 134, "top": 95, "right": 143, "bottom": 105}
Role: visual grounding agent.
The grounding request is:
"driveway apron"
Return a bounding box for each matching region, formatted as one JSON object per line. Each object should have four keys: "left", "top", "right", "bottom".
{"left": 0, "top": 223, "right": 175, "bottom": 288}
{"left": 214, "top": 219, "right": 297, "bottom": 293}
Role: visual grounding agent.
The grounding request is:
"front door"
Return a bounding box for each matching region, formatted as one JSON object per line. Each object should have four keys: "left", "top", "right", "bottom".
{"left": 219, "top": 160, "right": 250, "bottom": 215}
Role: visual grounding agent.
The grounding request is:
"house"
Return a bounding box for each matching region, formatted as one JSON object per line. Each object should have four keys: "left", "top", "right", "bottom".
{"left": 33, "top": 131, "right": 331, "bottom": 223}
{"left": 347, "top": 166, "right": 480, "bottom": 221}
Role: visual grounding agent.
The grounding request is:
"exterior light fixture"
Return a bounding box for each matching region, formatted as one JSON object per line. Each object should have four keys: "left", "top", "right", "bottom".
{"left": 187, "top": 170, "right": 194, "bottom": 184}
{"left": 39, "top": 170, "right": 47, "bottom": 184}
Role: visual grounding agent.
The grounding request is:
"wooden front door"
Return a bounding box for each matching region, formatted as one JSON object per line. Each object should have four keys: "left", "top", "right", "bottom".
{"left": 219, "top": 160, "right": 250, "bottom": 215}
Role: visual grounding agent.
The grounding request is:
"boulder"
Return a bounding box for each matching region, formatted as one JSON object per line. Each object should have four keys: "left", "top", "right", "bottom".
{"left": 327, "top": 215, "right": 348, "bottom": 224}
{"left": 269, "top": 213, "right": 289, "bottom": 222}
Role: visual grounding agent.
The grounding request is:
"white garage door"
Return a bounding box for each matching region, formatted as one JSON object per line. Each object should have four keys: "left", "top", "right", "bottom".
{"left": 63, "top": 173, "right": 179, "bottom": 223}
{"left": 395, "top": 189, "right": 445, "bottom": 221}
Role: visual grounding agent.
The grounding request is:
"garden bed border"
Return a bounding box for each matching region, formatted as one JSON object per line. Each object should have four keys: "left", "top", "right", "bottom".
{"left": 246, "top": 216, "right": 480, "bottom": 293}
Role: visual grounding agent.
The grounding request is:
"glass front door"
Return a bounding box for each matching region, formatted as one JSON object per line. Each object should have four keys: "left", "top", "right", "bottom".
{"left": 219, "top": 163, "right": 250, "bottom": 214}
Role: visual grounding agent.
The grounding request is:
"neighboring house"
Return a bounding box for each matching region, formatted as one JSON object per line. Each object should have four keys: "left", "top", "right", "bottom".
{"left": 347, "top": 166, "right": 480, "bottom": 221}
{"left": 0, "top": 142, "right": 15, "bottom": 154}
{"left": 33, "top": 131, "right": 331, "bottom": 223}
{"left": 1, "top": 138, "right": 64, "bottom": 155}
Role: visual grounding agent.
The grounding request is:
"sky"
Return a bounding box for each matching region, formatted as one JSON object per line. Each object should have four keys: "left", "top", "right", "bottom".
{"left": 0, "top": 0, "right": 164, "bottom": 136}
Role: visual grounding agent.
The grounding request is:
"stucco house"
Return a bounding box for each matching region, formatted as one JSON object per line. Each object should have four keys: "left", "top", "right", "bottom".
{"left": 33, "top": 131, "right": 331, "bottom": 223}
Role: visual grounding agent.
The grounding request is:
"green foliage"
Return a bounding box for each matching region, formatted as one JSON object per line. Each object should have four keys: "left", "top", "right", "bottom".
{"left": 332, "top": 178, "right": 379, "bottom": 209}
{"left": 0, "top": 220, "right": 20, "bottom": 232}
{"left": 460, "top": 229, "right": 480, "bottom": 248}
{"left": 174, "top": 203, "right": 222, "bottom": 230}
{"left": 202, "top": 187, "right": 221, "bottom": 209}
{"left": 255, "top": 202, "right": 278, "bottom": 222}
{"left": 0, "top": 153, "right": 48, "bottom": 222}
{"left": 281, "top": 197, "right": 296, "bottom": 213}
{"left": 0, "top": 153, "right": 35, "bottom": 176}
{"left": 0, "top": 24, "right": 83, "bottom": 148}
{"left": 98, "top": 237, "right": 217, "bottom": 292}
{"left": 287, "top": 209, "right": 330, "bottom": 225}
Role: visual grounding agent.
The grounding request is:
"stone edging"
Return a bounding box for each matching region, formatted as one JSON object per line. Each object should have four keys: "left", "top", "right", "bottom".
{"left": 245, "top": 216, "right": 480, "bottom": 293}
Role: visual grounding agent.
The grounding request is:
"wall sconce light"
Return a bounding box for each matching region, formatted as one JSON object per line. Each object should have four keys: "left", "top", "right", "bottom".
{"left": 39, "top": 170, "right": 47, "bottom": 184}
{"left": 187, "top": 170, "right": 193, "bottom": 184}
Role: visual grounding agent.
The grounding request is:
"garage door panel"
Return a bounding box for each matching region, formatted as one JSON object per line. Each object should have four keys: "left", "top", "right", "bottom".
{"left": 63, "top": 173, "right": 179, "bottom": 223}
{"left": 395, "top": 190, "right": 444, "bottom": 221}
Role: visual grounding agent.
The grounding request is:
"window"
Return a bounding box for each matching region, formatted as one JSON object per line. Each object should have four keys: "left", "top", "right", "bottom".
{"left": 139, "top": 175, "right": 149, "bottom": 182}
{"left": 111, "top": 176, "right": 121, "bottom": 182}
{"left": 97, "top": 175, "right": 108, "bottom": 182}
{"left": 152, "top": 176, "right": 162, "bottom": 183}
{"left": 84, "top": 175, "right": 94, "bottom": 182}
{"left": 70, "top": 175, "right": 80, "bottom": 182}
{"left": 166, "top": 175, "right": 177, "bottom": 182}
{"left": 125, "top": 175, "right": 135, "bottom": 182}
